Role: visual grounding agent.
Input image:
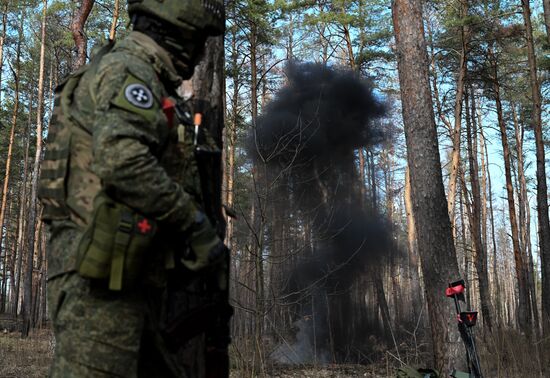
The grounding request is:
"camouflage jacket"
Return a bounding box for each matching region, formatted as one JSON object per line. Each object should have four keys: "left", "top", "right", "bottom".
{"left": 40, "top": 31, "right": 203, "bottom": 279}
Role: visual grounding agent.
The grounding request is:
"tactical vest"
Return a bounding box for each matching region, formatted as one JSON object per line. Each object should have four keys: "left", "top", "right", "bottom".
{"left": 38, "top": 43, "right": 114, "bottom": 226}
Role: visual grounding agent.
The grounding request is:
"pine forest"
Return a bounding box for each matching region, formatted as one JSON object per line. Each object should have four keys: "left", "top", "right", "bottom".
{"left": 0, "top": 0, "right": 549, "bottom": 376}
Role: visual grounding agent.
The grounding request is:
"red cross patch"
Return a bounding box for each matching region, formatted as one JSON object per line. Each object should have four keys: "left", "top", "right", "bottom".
{"left": 137, "top": 218, "right": 153, "bottom": 234}
{"left": 162, "top": 97, "right": 175, "bottom": 129}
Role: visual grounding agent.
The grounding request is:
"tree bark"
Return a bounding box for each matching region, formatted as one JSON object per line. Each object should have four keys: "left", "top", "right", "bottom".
{"left": 191, "top": 35, "right": 225, "bottom": 230}
{"left": 247, "top": 20, "right": 265, "bottom": 368}
{"left": 542, "top": 0, "right": 550, "bottom": 45}
{"left": 39, "top": 231, "right": 47, "bottom": 327}
{"left": 0, "top": 1, "right": 7, "bottom": 105}
{"left": 109, "top": 0, "right": 119, "bottom": 41}
{"left": 446, "top": 0, "right": 470, "bottom": 231}
{"left": 0, "top": 119, "right": 15, "bottom": 312}
{"left": 465, "top": 88, "right": 492, "bottom": 329}
{"left": 489, "top": 46, "right": 531, "bottom": 335}
{"left": 374, "top": 268, "right": 392, "bottom": 339}
{"left": 13, "top": 149, "right": 30, "bottom": 317}
{"left": 458, "top": 177, "right": 471, "bottom": 309}
{"left": 2, "top": 7, "right": 24, "bottom": 315}
{"left": 480, "top": 121, "right": 502, "bottom": 326}
{"left": 405, "top": 167, "right": 422, "bottom": 318}
{"left": 512, "top": 105, "right": 540, "bottom": 337}
{"left": 224, "top": 24, "right": 239, "bottom": 250}
{"left": 0, "top": 0, "right": 14, "bottom": 300}
{"left": 190, "top": 33, "right": 229, "bottom": 372}
{"left": 71, "top": 0, "right": 95, "bottom": 69}
{"left": 250, "top": 24, "right": 258, "bottom": 123}
{"left": 477, "top": 108, "right": 488, "bottom": 271}
{"left": 520, "top": 0, "right": 550, "bottom": 338}
{"left": 392, "top": 0, "right": 463, "bottom": 371}
{"left": 22, "top": 0, "right": 47, "bottom": 337}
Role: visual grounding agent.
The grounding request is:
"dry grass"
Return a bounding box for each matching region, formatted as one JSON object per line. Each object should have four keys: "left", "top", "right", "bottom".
{"left": 477, "top": 328, "right": 548, "bottom": 378}
{"left": 0, "top": 328, "right": 53, "bottom": 378}
{"left": 0, "top": 326, "right": 545, "bottom": 377}
{"left": 231, "top": 364, "right": 385, "bottom": 378}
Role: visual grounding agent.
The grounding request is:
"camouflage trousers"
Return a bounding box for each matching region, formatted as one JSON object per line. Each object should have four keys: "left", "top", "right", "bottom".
{"left": 47, "top": 229, "right": 206, "bottom": 377}
{"left": 48, "top": 222, "right": 205, "bottom": 378}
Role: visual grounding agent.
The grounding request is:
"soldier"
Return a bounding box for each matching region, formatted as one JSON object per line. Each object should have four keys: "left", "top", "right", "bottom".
{"left": 38, "top": 1, "right": 231, "bottom": 377}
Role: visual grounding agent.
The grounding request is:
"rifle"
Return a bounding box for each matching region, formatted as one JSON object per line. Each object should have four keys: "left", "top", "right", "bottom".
{"left": 192, "top": 100, "right": 232, "bottom": 378}
{"left": 161, "top": 99, "right": 232, "bottom": 378}
{"left": 446, "top": 279, "right": 483, "bottom": 378}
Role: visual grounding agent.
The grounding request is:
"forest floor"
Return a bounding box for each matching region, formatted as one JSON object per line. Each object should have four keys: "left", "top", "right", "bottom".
{"left": 0, "top": 329, "right": 53, "bottom": 378}
{"left": 0, "top": 330, "right": 387, "bottom": 377}
{"left": 0, "top": 329, "right": 545, "bottom": 377}
{"left": 233, "top": 364, "right": 388, "bottom": 377}
{"left": 0, "top": 331, "right": 382, "bottom": 378}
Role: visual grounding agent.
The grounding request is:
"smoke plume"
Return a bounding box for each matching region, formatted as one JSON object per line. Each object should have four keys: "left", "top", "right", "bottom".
{"left": 249, "top": 62, "right": 394, "bottom": 363}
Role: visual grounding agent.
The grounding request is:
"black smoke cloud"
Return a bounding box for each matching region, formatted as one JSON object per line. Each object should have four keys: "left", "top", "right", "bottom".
{"left": 248, "top": 62, "right": 394, "bottom": 362}
{"left": 252, "top": 62, "right": 385, "bottom": 166}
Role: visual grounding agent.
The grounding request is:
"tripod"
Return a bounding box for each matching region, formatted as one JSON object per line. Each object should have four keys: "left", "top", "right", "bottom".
{"left": 446, "top": 279, "right": 483, "bottom": 378}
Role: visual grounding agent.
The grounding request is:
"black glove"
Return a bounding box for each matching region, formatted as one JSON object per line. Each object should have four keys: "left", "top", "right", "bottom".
{"left": 182, "top": 211, "right": 227, "bottom": 271}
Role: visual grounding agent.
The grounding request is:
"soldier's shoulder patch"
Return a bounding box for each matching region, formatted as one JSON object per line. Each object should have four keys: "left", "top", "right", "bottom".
{"left": 124, "top": 83, "right": 153, "bottom": 109}
{"left": 111, "top": 74, "right": 158, "bottom": 123}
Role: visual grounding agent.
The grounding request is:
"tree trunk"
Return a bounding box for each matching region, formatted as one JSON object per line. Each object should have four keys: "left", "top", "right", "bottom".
{"left": 31, "top": 212, "right": 43, "bottom": 327}
{"left": 247, "top": 20, "right": 265, "bottom": 369}
{"left": 109, "top": 0, "right": 119, "bottom": 41}
{"left": 250, "top": 24, "right": 258, "bottom": 123}
{"left": 3, "top": 7, "right": 24, "bottom": 315}
{"left": 446, "top": 0, "right": 470, "bottom": 231}
{"left": 520, "top": 0, "right": 550, "bottom": 338}
{"left": 405, "top": 167, "right": 422, "bottom": 319}
{"left": 71, "top": 0, "right": 95, "bottom": 69}
{"left": 465, "top": 88, "right": 492, "bottom": 329}
{"left": 542, "top": 0, "right": 550, "bottom": 45}
{"left": 480, "top": 121, "right": 502, "bottom": 326}
{"left": 0, "top": 1, "right": 7, "bottom": 105}
{"left": 22, "top": 0, "right": 47, "bottom": 337}
{"left": 392, "top": 0, "right": 463, "bottom": 371}
{"left": 0, "top": 1, "right": 15, "bottom": 299}
{"left": 512, "top": 105, "right": 540, "bottom": 337}
{"left": 190, "top": 33, "right": 229, "bottom": 372}
{"left": 13, "top": 175, "right": 28, "bottom": 316}
{"left": 13, "top": 87, "right": 35, "bottom": 318}
{"left": 341, "top": 20, "right": 368, "bottom": 209}
{"left": 224, "top": 24, "right": 239, "bottom": 250}
{"left": 191, "top": 35, "right": 225, "bottom": 231}
{"left": 343, "top": 23, "right": 356, "bottom": 71}
{"left": 477, "top": 108, "right": 488, "bottom": 272}
{"left": 489, "top": 47, "right": 531, "bottom": 335}
{"left": 458, "top": 177, "right": 471, "bottom": 309}
{"left": 6, "top": 195, "right": 17, "bottom": 313}
{"left": 374, "top": 268, "right": 392, "bottom": 339}
{"left": 39, "top": 232, "right": 47, "bottom": 327}
{"left": 0, "top": 123, "right": 15, "bottom": 312}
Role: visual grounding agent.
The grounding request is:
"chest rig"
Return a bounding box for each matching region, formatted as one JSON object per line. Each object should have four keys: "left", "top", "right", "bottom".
{"left": 38, "top": 43, "right": 114, "bottom": 226}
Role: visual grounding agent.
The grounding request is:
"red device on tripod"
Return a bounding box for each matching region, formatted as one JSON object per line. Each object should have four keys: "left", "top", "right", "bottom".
{"left": 446, "top": 279, "right": 483, "bottom": 378}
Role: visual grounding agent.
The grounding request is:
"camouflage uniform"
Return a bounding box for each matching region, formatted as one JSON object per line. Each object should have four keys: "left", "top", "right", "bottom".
{"left": 42, "top": 31, "right": 222, "bottom": 377}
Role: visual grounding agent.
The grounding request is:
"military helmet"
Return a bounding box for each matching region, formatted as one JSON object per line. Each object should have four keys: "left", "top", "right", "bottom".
{"left": 127, "top": 0, "right": 225, "bottom": 36}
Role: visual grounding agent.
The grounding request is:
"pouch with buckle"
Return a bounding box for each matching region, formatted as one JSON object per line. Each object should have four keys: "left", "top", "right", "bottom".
{"left": 77, "top": 191, "right": 157, "bottom": 290}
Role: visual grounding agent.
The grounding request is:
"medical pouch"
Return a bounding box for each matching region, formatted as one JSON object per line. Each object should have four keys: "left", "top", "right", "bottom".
{"left": 77, "top": 191, "right": 157, "bottom": 290}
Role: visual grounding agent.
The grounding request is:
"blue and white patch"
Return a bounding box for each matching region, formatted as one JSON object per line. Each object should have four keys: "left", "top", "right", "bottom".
{"left": 124, "top": 83, "right": 154, "bottom": 109}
